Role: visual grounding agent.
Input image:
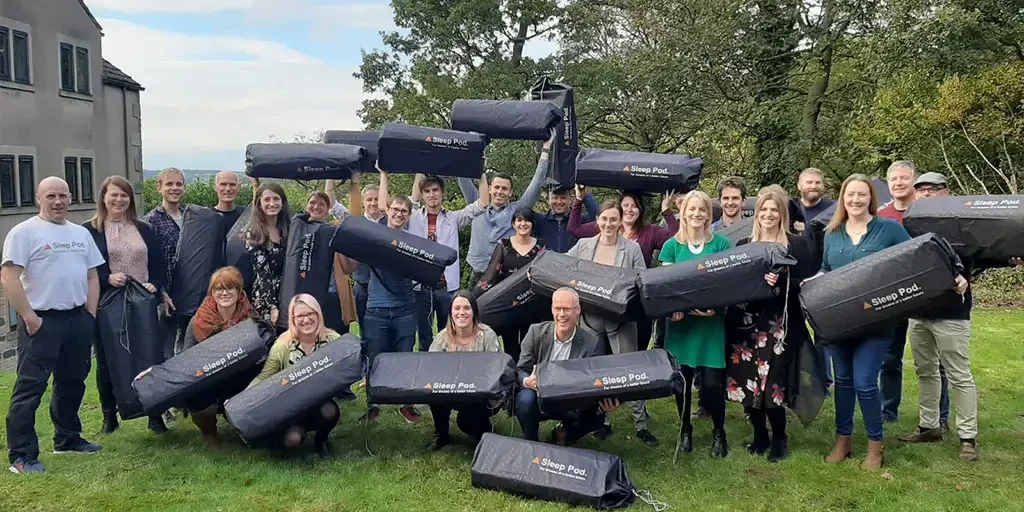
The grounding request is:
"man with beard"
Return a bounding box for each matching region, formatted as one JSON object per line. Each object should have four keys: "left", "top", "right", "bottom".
{"left": 712, "top": 177, "right": 747, "bottom": 231}
{"left": 535, "top": 184, "right": 600, "bottom": 253}
{"left": 794, "top": 168, "right": 834, "bottom": 232}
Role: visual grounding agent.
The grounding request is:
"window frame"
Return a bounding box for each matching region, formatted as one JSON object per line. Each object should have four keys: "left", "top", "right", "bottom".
{"left": 0, "top": 155, "right": 15, "bottom": 208}
{"left": 59, "top": 42, "right": 74, "bottom": 92}
{"left": 0, "top": 26, "right": 10, "bottom": 81}
{"left": 17, "top": 156, "right": 34, "bottom": 207}
{"left": 74, "top": 46, "right": 89, "bottom": 94}
{"left": 65, "top": 157, "right": 80, "bottom": 203}
{"left": 11, "top": 29, "right": 29, "bottom": 84}
{"left": 80, "top": 157, "right": 94, "bottom": 203}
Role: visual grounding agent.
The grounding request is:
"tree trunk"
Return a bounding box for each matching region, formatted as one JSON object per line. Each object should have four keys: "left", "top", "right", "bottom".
{"left": 511, "top": 18, "right": 529, "bottom": 68}
{"left": 797, "top": 0, "right": 836, "bottom": 169}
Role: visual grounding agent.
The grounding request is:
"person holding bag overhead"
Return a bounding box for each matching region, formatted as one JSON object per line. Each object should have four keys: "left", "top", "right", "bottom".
{"left": 84, "top": 176, "right": 168, "bottom": 436}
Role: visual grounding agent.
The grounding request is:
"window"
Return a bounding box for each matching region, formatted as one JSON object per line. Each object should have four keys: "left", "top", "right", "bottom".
{"left": 0, "top": 25, "right": 30, "bottom": 84}
{"left": 18, "top": 156, "right": 34, "bottom": 206}
{"left": 65, "top": 157, "right": 79, "bottom": 202}
{"left": 60, "top": 42, "right": 89, "bottom": 94}
{"left": 80, "top": 157, "right": 93, "bottom": 202}
{"left": 0, "top": 156, "right": 14, "bottom": 208}
{"left": 0, "top": 27, "right": 9, "bottom": 81}
{"left": 75, "top": 47, "right": 89, "bottom": 94}
{"left": 12, "top": 30, "right": 28, "bottom": 84}
{"left": 60, "top": 43, "right": 74, "bottom": 91}
{"left": 63, "top": 156, "right": 95, "bottom": 204}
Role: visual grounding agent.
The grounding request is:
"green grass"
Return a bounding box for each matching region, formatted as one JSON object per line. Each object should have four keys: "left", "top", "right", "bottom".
{"left": 2, "top": 310, "right": 1023, "bottom": 511}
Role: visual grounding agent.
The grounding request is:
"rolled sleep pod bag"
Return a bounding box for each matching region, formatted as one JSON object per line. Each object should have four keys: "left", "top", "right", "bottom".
{"left": 366, "top": 352, "right": 516, "bottom": 406}
{"left": 277, "top": 215, "right": 337, "bottom": 329}
{"left": 451, "top": 99, "right": 563, "bottom": 140}
{"left": 536, "top": 350, "right": 683, "bottom": 413}
{"left": 324, "top": 130, "right": 380, "bottom": 173}
{"left": 637, "top": 242, "right": 797, "bottom": 317}
{"left": 800, "top": 233, "right": 962, "bottom": 343}
{"left": 172, "top": 206, "right": 226, "bottom": 317}
{"left": 245, "top": 143, "right": 366, "bottom": 180}
{"left": 131, "top": 319, "right": 275, "bottom": 414}
{"left": 527, "top": 251, "right": 643, "bottom": 323}
{"left": 530, "top": 77, "right": 579, "bottom": 187}
{"left": 97, "top": 279, "right": 163, "bottom": 421}
{"left": 472, "top": 434, "right": 667, "bottom": 510}
{"left": 903, "top": 195, "right": 1024, "bottom": 268}
{"left": 225, "top": 207, "right": 253, "bottom": 267}
{"left": 224, "top": 334, "right": 363, "bottom": 443}
{"left": 376, "top": 123, "right": 488, "bottom": 178}
{"left": 474, "top": 265, "right": 552, "bottom": 333}
{"left": 575, "top": 148, "right": 703, "bottom": 194}
{"left": 329, "top": 214, "right": 457, "bottom": 285}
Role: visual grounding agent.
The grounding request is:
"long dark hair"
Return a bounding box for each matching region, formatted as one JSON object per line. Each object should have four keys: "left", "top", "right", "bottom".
{"left": 92, "top": 176, "right": 139, "bottom": 232}
{"left": 619, "top": 191, "right": 647, "bottom": 230}
{"left": 443, "top": 290, "right": 480, "bottom": 350}
{"left": 248, "top": 183, "right": 290, "bottom": 245}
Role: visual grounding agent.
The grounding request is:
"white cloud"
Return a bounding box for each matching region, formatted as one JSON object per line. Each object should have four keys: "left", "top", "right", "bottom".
{"left": 99, "top": 18, "right": 367, "bottom": 167}
{"left": 87, "top": 0, "right": 259, "bottom": 13}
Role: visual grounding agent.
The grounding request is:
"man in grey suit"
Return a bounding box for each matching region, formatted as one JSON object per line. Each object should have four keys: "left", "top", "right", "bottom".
{"left": 515, "top": 288, "right": 621, "bottom": 445}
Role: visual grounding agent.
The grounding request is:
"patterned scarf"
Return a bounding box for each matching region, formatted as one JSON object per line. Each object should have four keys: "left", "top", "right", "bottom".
{"left": 192, "top": 292, "right": 256, "bottom": 342}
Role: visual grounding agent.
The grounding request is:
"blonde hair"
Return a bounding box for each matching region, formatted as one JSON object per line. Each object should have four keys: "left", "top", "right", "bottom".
{"left": 675, "top": 190, "right": 714, "bottom": 244}
{"left": 757, "top": 184, "right": 789, "bottom": 198}
{"left": 156, "top": 167, "right": 185, "bottom": 187}
{"left": 751, "top": 191, "right": 791, "bottom": 248}
{"left": 826, "top": 174, "right": 878, "bottom": 233}
{"left": 276, "top": 294, "right": 336, "bottom": 347}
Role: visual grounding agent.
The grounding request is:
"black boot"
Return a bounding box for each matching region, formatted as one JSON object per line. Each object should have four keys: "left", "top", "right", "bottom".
{"left": 748, "top": 429, "right": 770, "bottom": 455}
{"left": 101, "top": 410, "right": 119, "bottom": 434}
{"left": 678, "top": 424, "right": 693, "bottom": 453}
{"left": 148, "top": 415, "right": 168, "bottom": 435}
{"left": 768, "top": 434, "right": 789, "bottom": 463}
{"left": 711, "top": 428, "right": 729, "bottom": 458}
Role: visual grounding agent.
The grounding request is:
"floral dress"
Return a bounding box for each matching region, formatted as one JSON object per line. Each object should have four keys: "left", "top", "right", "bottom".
{"left": 245, "top": 234, "right": 285, "bottom": 323}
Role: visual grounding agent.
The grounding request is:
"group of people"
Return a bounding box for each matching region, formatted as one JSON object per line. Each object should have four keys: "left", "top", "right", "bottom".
{"left": 2, "top": 141, "right": 1017, "bottom": 475}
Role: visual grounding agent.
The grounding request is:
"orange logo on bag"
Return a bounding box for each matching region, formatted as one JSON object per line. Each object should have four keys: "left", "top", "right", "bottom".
{"left": 569, "top": 280, "right": 577, "bottom": 286}
{"left": 532, "top": 457, "right": 541, "bottom": 465}
{"left": 391, "top": 240, "right": 398, "bottom": 246}
{"left": 697, "top": 264, "right": 706, "bottom": 271}
{"left": 424, "top": 383, "right": 433, "bottom": 390}
{"left": 863, "top": 303, "right": 873, "bottom": 310}
{"left": 593, "top": 379, "right": 604, "bottom": 387}
{"left": 623, "top": 165, "right": 631, "bottom": 172}
{"left": 425, "top": 136, "right": 433, "bottom": 143}
{"left": 195, "top": 369, "right": 204, "bottom": 377}
{"left": 512, "top": 300, "right": 520, "bottom": 307}
{"left": 300, "top": 272, "right": 307, "bottom": 279}
{"left": 964, "top": 201, "right": 973, "bottom": 206}
{"left": 281, "top": 378, "right": 289, "bottom": 386}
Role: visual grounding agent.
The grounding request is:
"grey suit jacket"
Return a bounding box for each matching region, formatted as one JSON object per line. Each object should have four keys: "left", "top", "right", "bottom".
{"left": 566, "top": 235, "right": 646, "bottom": 270}
{"left": 516, "top": 321, "right": 607, "bottom": 383}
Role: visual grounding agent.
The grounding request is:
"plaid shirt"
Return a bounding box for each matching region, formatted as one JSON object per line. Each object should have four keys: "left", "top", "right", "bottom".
{"left": 144, "top": 205, "right": 183, "bottom": 294}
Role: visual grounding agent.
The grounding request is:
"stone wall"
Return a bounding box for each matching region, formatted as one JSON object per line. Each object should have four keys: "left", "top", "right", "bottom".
{"left": 0, "top": 283, "right": 18, "bottom": 371}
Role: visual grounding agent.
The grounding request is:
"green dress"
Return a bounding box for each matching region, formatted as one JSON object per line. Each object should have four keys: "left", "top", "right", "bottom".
{"left": 658, "top": 233, "right": 732, "bottom": 369}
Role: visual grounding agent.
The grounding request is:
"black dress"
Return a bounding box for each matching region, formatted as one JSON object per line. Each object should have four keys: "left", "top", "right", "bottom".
{"left": 476, "top": 238, "right": 545, "bottom": 362}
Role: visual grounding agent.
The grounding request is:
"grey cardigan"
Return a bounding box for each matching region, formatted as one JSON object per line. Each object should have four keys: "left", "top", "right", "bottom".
{"left": 566, "top": 235, "right": 646, "bottom": 270}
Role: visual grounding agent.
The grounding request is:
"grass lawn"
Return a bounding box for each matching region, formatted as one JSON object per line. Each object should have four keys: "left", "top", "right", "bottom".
{"left": 1, "top": 309, "right": 1023, "bottom": 511}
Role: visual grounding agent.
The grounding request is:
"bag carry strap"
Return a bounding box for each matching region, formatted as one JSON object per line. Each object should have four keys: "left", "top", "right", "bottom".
{"left": 633, "top": 489, "right": 671, "bottom": 511}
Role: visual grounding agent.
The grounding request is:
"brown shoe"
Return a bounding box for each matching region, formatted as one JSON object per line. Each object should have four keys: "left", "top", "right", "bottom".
{"left": 898, "top": 427, "right": 942, "bottom": 443}
{"left": 191, "top": 409, "right": 220, "bottom": 450}
{"left": 861, "top": 440, "right": 885, "bottom": 470}
{"left": 825, "top": 435, "right": 852, "bottom": 463}
{"left": 959, "top": 442, "right": 980, "bottom": 462}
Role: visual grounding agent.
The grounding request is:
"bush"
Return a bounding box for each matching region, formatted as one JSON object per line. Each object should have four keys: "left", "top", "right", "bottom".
{"left": 973, "top": 266, "right": 1024, "bottom": 308}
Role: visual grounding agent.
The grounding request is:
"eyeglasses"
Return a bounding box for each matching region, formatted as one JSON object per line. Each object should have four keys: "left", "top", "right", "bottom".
{"left": 916, "top": 185, "right": 946, "bottom": 193}
{"left": 294, "top": 311, "right": 319, "bottom": 322}
{"left": 213, "top": 287, "right": 238, "bottom": 294}
{"left": 389, "top": 207, "right": 410, "bottom": 216}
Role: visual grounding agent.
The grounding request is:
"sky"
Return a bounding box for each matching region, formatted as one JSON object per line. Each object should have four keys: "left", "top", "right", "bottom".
{"left": 89, "top": 0, "right": 559, "bottom": 171}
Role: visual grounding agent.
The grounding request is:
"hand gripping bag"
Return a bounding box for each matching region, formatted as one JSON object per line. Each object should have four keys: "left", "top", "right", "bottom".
{"left": 472, "top": 433, "right": 668, "bottom": 510}
{"left": 475, "top": 266, "right": 552, "bottom": 333}
{"left": 366, "top": 352, "right": 516, "bottom": 407}
{"left": 536, "top": 349, "right": 683, "bottom": 413}
{"left": 800, "top": 234, "right": 962, "bottom": 343}
{"left": 277, "top": 215, "right": 337, "bottom": 329}
{"left": 530, "top": 77, "right": 578, "bottom": 186}
{"left": 574, "top": 148, "right": 703, "bottom": 194}
{"left": 132, "top": 319, "right": 275, "bottom": 414}
{"left": 527, "top": 251, "right": 642, "bottom": 323}
{"left": 224, "top": 333, "right": 363, "bottom": 442}
{"left": 451, "top": 99, "right": 563, "bottom": 140}
{"left": 903, "top": 195, "right": 1024, "bottom": 268}
{"left": 172, "top": 206, "right": 226, "bottom": 317}
{"left": 225, "top": 207, "right": 253, "bottom": 267}
{"left": 329, "top": 214, "right": 458, "bottom": 285}
{"left": 377, "top": 123, "right": 488, "bottom": 178}
{"left": 97, "top": 279, "right": 163, "bottom": 420}
{"left": 637, "top": 242, "right": 797, "bottom": 317}
{"left": 245, "top": 143, "right": 366, "bottom": 180}
{"left": 324, "top": 130, "right": 380, "bottom": 173}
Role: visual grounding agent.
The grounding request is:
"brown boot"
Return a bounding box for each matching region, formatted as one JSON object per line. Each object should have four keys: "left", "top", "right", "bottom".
{"left": 191, "top": 409, "right": 220, "bottom": 450}
{"left": 825, "top": 435, "right": 852, "bottom": 463}
{"left": 862, "top": 440, "right": 885, "bottom": 470}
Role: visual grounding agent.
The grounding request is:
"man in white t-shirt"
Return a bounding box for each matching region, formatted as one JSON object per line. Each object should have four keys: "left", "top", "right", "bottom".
{"left": 1, "top": 177, "right": 106, "bottom": 474}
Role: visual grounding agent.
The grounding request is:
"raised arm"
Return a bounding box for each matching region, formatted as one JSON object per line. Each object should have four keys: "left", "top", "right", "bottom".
{"left": 348, "top": 172, "right": 363, "bottom": 217}
{"left": 410, "top": 174, "right": 424, "bottom": 205}
{"left": 514, "top": 130, "right": 556, "bottom": 210}
{"left": 453, "top": 174, "right": 490, "bottom": 229}
{"left": 458, "top": 176, "right": 480, "bottom": 204}
{"left": 378, "top": 169, "right": 391, "bottom": 211}
{"left": 581, "top": 192, "right": 600, "bottom": 222}
{"left": 569, "top": 199, "right": 599, "bottom": 239}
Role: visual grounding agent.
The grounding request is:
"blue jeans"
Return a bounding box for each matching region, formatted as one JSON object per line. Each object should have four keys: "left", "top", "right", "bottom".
{"left": 880, "top": 320, "right": 908, "bottom": 422}
{"left": 515, "top": 388, "right": 603, "bottom": 443}
{"left": 415, "top": 288, "right": 455, "bottom": 352}
{"left": 817, "top": 339, "right": 834, "bottom": 387}
{"left": 940, "top": 365, "right": 950, "bottom": 424}
{"left": 363, "top": 305, "right": 417, "bottom": 362}
{"left": 827, "top": 335, "right": 889, "bottom": 442}
{"left": 353, "top": 282, "right": 368, "bottom": 330}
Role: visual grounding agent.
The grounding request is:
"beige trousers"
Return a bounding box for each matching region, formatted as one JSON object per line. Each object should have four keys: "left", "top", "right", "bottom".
{"left": 908, "top": 318, "right": 978, "bottom": 439}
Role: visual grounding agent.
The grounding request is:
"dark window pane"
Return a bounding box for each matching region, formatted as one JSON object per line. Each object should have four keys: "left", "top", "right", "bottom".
{"left": 65, "top": 157, "right": 79, "bottom": 202}
{"left": 0, "top": 27, "right": 10, "bottom": 81}
{"left": 0, "top": 156, "right": 15, "bottom": 208}
{"left": 80, "top": 158, "right": 93, "bottom": 202}
{"left": 12, "top": 30, "right": 29, "bottom": 84}
{"left": 18, "top": 156, "right": 34, "bottom": 206}
{"left": 60, "top": 43, "right": 74, "bottom": 91}
{"left": 75, "top": 46, "right": 89, "bottom": 94}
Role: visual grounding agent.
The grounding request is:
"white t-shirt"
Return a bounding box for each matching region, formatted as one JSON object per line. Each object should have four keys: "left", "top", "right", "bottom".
{"left": 1, "top": 216, "right": 105, "bottom": 311}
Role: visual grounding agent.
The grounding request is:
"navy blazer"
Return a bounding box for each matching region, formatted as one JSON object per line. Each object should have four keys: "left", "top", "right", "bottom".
{"left": 83, "top": 218, "right": 168, "bottom": 296}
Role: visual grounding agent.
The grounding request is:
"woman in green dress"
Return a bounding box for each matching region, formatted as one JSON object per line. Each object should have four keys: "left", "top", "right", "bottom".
{"left": 659, "top": 190, "right": 733, "bottom": 458}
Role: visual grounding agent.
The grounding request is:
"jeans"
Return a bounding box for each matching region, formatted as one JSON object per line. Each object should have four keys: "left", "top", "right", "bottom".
{"left": 353, "top": 282, "right": 369, "bottom": 330}
{"left": 880, "top": 319, "right": 908, "bottom": 422}
{"left": 415, "top": 287, "right": 454, "bottom": 352}
{"left": 7, "top": 308, "right": 94, "bottom": 463}
{"left": 363, "top": 305, "right": 417, "bottom": 362}
{"left": 827, "top": 335, "right": 889, "bottom": 441}
{"left": 515, "top": 388, "right": 604, "bottom": 443}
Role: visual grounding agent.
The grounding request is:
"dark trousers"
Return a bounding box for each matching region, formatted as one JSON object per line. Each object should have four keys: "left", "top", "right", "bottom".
{"left": 430, "top": 403, "right": 495, "bottom": 439}
{"left": 363, "top": 305, "right": 417, "bottom": 362}
{"left": 415, "top": 287, "right": 454, "bottom": 352}
{"left": 160, "top": 313, "right": 191, "bottom": 360}
{"left": 7, "top": 307, "right": 94, "bottom": 463}
{"left": 676, "top": 365, "right": 726, "bottom": 431}
{"left": 257, "top": 401, "right": 339, "bottom": 450}
{"left": 881, "top": 320, "right": 909, "bottom": 422}
{"left": 515, "top": 388, "right": 604, "bottom": 443}
{"left": 322, "top": 290, "right": 349, "bottom": 335}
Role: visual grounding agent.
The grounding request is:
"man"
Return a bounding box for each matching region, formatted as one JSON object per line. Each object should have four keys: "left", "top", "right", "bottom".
{"left": 712, "top": 176, "right": 747, "bottom": 231}
{"left": 144, "top": 168, "right": 192, "bottom": 360}
{"left": 535, "top": 184, "right": 600, "bottom": 253}
{"left": 336, "top": 195, "right": 421, "bottom": 424}
{"left": 328, "top": 179, "right": 384, "bottom": 329}
{"left": 460, "top": 130, "right": 556, "bottom": 288}
{"left": 380, "top": 171, "right": 488, "bottom": 351}
{"left": 213, "top": 171, "right": 244, "bottom": 232}
{"left": 878, "top": 160, "right": 917, "bottom": 223}
{"left": 515, "top": 288, "right": 621, "bottom": 445}
{"left": 897, "top": 172, "right": 979, "bottom": 461}
{"left": 3, "top": 177, "right": 106, "bottom": 474}
{"left": 794, "top": 167, "right": 835, "bottom": 231}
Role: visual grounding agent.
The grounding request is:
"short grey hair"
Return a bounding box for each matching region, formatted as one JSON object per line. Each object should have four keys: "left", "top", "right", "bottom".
{"left": 361, "top": 184, "right": 379, "bottom": 196}
{"left": 887, "top": 160, "right": 917, "bottom": 178}
{"left": 552, "top": 287, "right": 580, "bottom": 306}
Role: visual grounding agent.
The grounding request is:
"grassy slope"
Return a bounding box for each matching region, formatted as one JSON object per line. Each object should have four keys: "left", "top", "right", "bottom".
{"left": 1, "top": 310, "right": 1022, "bottom": 512}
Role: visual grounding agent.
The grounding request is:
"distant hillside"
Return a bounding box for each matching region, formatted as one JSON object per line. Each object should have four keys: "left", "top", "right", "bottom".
{"left": 143, "top": 169, "right": 242, "bottom": 182}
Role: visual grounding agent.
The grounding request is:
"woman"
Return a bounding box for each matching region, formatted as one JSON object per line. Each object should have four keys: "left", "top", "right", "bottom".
{"left": 302, "top": 190, "right": 349, "bottom": 335}
{"left": 726, "top": 190, "right": 816, "bottom": 463}
{"left": 476, "top": 207, "right": 544, "bottom": 362}
{"left": 426, "top": 291, "right": 502, "bottom": 451}
{"left": 658, "top": 190, "right": 732, "bottom": 458}
{"left": 238, "top": 183, "right": 290, "bottom": 326}
{"left": 567, "top": 201, "right": 658, "bottom": 447}
{"left": 181, "top": 267, "right": 259, "bottom": 449}
{"left": 811, "top": 174, "right": 913, "bottom": 470}
{"left": 249, "top": 294, "right": 343, "bottom": 457}
{"left": 84, "top": 176, "right": 168, "bottom": 435}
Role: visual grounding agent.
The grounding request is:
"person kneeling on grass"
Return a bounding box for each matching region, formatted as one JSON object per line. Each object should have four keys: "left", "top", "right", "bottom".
{"left": 248, "top": 294, "right": 343, "bottom": 457}
{"left": 426, "top": 291, "right": 503, "bottom": 451}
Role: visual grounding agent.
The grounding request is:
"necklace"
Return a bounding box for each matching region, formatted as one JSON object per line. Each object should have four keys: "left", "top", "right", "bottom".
{"left": 687, "top": 240, "right": 705, "bottom": 254}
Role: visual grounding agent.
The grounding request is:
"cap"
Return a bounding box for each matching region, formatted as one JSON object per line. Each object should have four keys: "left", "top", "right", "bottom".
{"left": 914, "top": 172, "right": 947, "bottom": 188}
